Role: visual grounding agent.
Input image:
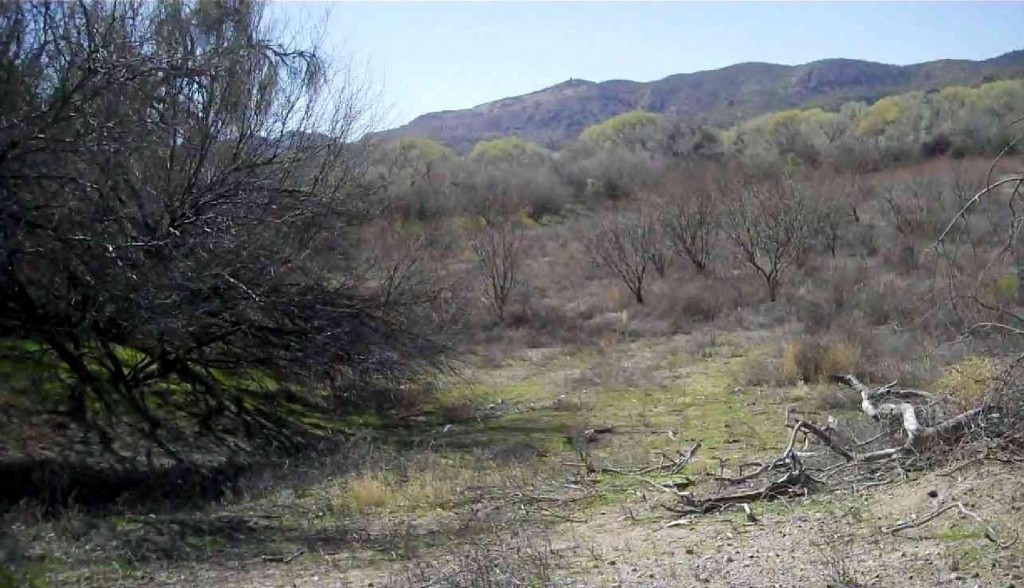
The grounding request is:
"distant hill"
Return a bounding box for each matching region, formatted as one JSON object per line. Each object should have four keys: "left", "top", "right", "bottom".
{"left": 374, "top": 51, "right": 1024, "bottom": 153}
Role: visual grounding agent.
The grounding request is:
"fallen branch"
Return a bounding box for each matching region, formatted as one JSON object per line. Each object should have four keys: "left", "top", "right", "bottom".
{"left": 793, "top": 420, "right": 856, "bottom": 462}
{"left": 638, "top": 440, "right": 702, "bottom": 475}
{"left": 884, "top": 501, "right": 1019, "bottom": 548}
{"left": 260, "top": 548, "right": 305, "bottom": 563}
{"left": 830, "top": 374, "right": 984, "bottom": 458}
{"left": 673, "top": 470, "right": 814, "bottom": 514}
{"left": 665, "top": 374, "right": 996, "bottom": 523}
{"left": 632, "top": 473, "right": 694, "bottom": 497}
{"left": 565, "top": 440, "right": 702, "bottom": 483}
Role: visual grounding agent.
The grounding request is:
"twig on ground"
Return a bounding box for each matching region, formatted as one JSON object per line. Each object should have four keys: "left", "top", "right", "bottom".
{"left": 260, "top": 548, "right": 305, "bottom": 563}
{"left": 936, "top": 455, "right": 987, "bottom": 477}
{"left": 637, "top": 440, "right": 703, "bottom": 475}
{"left": 884, "top": 501, "right": 1019, "bottom": 548}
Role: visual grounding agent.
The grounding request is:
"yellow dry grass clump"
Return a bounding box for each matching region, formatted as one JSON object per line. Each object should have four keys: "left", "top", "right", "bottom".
{"left": 339, "top": 475, "right": 393, "bottom": 513}
{"left": 779, "top": 338, "right": 861, "bottom": 384}
{"left": 331, "top": 454, "right": 524, "bottom": 515}
{"left": 936, "top": 356, "right": 997, "bottom": 410}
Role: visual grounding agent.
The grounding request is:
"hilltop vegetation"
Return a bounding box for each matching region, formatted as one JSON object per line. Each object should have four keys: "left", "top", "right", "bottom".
{"left": 378, "top": 51, "right": 1024, "bottom": 152}
{"left": 372, "top": 77, "right": 1024, "bottom": 224}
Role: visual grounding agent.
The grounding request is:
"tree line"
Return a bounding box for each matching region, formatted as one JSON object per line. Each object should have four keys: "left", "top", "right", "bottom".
{"left": 375, "top": 78, "right": 1024, "bottom": 224}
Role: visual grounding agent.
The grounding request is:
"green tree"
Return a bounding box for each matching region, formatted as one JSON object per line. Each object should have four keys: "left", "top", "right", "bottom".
{"left": 580, "top": 110, "right": 669, "bottom": 152}
{"left": 469, "top": 137, "right": 550, "bottom": 167}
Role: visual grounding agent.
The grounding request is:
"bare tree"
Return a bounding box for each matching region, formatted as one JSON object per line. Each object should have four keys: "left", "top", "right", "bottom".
{"left": 808, "top": 170, "right": 861, "bottom": 258}
{"left": 470, "top": 220, "right": 524, "bottom": 322}
{"left": 723, "top": 175, "right": 818, "bottom": 301}
{"left": 662, "top": 168, "right": 722, "bottom": 271}
{"left": 589, "top": 210, "right": 660, "bottom": 304}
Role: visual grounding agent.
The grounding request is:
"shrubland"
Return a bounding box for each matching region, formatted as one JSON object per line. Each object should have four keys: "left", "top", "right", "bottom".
{"left": 2, "top": 2, "right": 1024, "bottom": 584}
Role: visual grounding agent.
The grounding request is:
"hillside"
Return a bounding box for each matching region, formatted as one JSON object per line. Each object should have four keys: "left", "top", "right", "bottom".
{"left": 376, "top": 50, "right": 1024, "bottom": 152}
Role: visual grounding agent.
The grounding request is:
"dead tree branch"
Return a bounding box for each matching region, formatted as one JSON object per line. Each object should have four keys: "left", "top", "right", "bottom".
{"left": 830, "top": 374, "right": 985, "bottom": 458}
{"left": 884, "top": 501, "right": 1019, "bottom": 548}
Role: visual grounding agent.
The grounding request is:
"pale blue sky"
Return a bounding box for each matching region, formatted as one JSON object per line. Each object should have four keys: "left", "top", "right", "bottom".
{"left": 271, "top": 2, "right": 1024, "bottom": 130}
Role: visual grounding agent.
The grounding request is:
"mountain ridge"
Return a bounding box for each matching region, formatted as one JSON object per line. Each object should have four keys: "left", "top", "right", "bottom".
{"left": 374, "top": 50, "right": 1024, "bottom": 153}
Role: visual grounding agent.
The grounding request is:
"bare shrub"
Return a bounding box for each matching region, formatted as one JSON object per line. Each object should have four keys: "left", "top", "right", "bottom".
{"left": 813, "top": 528, "right": 864, "bottom": 588}
{"left": 804, "top": 169, "right": 864, "bottom": 258}
{"left": 795, "top": 259, "right": 871, "bottom": 334}
{"left": 660, "top": 166, "right": 722, "bottom": 271}
{"left": 360, "top": 223, "right": 448, "bottom": 308}
{"left": 642, "top": 275, "right": 729, "bottom": 331}
{"left": 723, "top": 174, "right": 820, "bottom": 301}
{"left": 988, "top": 365, "right": 1024, "bottom": 449}
{"left": 437, "top": 395, "right": 476, "bottom": 424}
{"left": 677, "top": 282, "right": 728, "bottom": 322}
{"left": 816, "top": 385, "right": 863, "bottom": 412}
{"left": 470, "top": 220, "right": 525, "bottom": 322}
{"left": 588, "top": 209, "right": 662, "bottom": 304}
{"left": 740, "top": 355, "right": 778, "bottom": 387}
{"left": 852, "top": 329, "right": 938, "bottom": 389}
{"left": 851, "top": 274, "right": 918, "bottom": 327}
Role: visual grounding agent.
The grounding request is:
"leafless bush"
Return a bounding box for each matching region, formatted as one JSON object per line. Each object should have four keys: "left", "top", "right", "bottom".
{"left": 660, "top": 166, "right": 722, "bottom": 271}
{"left": 588, "top": 209, "right": 662, "bottom": 304}
{"left": 932, "top": 134, "right": 1024, "bottom": 455}
{"left": 723, "top": 174, "right": 820, "bottom": 301}
{"left": 643, "top": 276, "right": 729, "bottom": 330}
{"left": 470, "top": 220, "right": 525, "bottom": 322}
{"left": 813, "top": 528, "right": 865, "bottom": 588}
{"left": 807, "top": 170, "right": 862, "bottom": 258}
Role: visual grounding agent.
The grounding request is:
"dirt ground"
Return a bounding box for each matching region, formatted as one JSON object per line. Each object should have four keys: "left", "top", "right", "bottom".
{"left": 7, "top": 327, "right": 1024, "bottom": 587}
{"left": 97, "top": 461, "right": 1021, "bottom": 588}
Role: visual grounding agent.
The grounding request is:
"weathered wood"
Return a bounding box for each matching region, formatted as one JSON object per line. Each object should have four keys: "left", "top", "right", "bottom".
{"left": 830, "top": 374, "right": 984, "bottom": 459}
{"left": 674, "top": 470, "right": 812, "bottom": 514}
{"left": 667, "top": 375, "right": 990, "bottom": 520}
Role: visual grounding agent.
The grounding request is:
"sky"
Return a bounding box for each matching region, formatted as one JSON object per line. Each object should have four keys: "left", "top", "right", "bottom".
{"left": 270, "top": 2, "right": 1024, "bottom": 131}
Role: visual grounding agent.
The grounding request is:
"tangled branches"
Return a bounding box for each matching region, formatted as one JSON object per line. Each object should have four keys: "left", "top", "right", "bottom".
{"left": 670, "top": 373, "right": 1001, "bottom": 518}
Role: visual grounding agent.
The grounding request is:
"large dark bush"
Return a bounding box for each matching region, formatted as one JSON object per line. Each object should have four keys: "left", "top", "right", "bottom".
{"left": 0, "top": 1, "right": 443, "bottom": 459}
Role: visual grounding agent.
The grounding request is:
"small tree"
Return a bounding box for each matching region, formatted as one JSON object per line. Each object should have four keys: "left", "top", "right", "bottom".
{"left": 662, "top": 169, "right": 722, "bottom": 271}
{"left": 724, "top": 175, "right": 818, "bottom": 301}
{"left": 806, "top": 170, "right": 862, "bottom": 258}
{"left": 470, "top": 220, "right": 524, "bottom": 322}
{"left": 589, "top": 210, "right": 660, "bottom": 304}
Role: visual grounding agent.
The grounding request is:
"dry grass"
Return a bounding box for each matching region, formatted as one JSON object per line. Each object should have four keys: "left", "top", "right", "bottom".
{"left": 326, "top": 450, "right": 545, "bottom": 518}
{"left": 936, "top": 356, "right": 998, "bottom": 411}
{"left": 779, "top": 337, "right": 862, "bottom": 384}
{"left": 436, "top": 390, "right": 477, "bottom": 423}
{"left": 395, "top": 529, "right": 568, "bottom": 588}
{"left": 7, "top": 322, "right": 1019, "bottom": 587}
{"left": 338, "top": 475, "right": 393, "bottom": 513}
